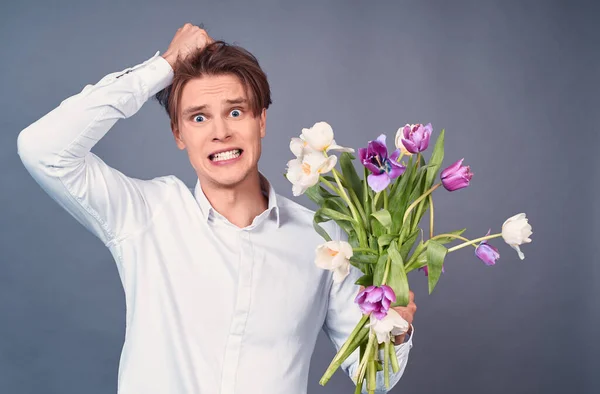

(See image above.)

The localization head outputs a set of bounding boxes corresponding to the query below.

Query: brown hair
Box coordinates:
[154,40,272,131]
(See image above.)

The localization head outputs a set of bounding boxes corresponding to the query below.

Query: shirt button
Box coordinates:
[241,231,249,240]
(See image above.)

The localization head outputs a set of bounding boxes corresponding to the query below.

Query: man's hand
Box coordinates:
[162,23,214,69]
[390,291,416,345]
[358,286,417,345]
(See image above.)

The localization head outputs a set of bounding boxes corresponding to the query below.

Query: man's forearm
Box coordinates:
[17,52,173,166]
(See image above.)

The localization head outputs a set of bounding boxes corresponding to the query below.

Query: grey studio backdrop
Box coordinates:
[1,1,598,393]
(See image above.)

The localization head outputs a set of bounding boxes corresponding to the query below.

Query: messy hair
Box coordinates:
[154,40,272,130]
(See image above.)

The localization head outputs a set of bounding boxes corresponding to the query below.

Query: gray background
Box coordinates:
[1,0,598,393]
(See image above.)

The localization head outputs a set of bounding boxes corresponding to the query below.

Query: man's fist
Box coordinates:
[162,23,214,69]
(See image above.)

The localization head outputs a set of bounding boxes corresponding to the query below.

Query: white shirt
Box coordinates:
[16,51,413,394]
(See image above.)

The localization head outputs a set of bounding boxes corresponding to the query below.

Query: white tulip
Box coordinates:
[501,213,533,260]
[394,126,413,156]
[314,240,353,283]
[300,121,354,153]
[368,308,409,344]
[286,153,337,196]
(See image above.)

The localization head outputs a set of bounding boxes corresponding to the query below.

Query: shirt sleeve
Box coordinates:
[16,51,175,246]
[322,223,413,393]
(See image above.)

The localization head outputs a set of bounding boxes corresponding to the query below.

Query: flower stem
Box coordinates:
[353,247,378,254]
[384,339,390,388]
[383,188,389,211]
[389,338,400,373]
[319,176,341,195]
[428,194,434,239]
[356,331,376,384]
[448,233,502,252]
[330,167,368,247]
[320,315,369,385]
[382,255,391,285]
[430,233,477,249]
[403,183,442,225]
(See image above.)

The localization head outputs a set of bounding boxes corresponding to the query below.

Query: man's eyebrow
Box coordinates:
[182,105,207,117]
[225,97,247,105]
[181,98,248,117]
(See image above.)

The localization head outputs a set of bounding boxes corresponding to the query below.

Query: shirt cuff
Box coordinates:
[394,324,414,349]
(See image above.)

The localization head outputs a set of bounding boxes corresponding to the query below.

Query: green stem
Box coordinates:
[430,233,477,249]
[384,339,390,388]
[381,255,391,285]
[383,188,389,211]
[320,315,369,385]
[319,176,341,195]
[330,168,367,247]
[428,194,434,239]
[373,191,381,209]
[356,331,376,384]
[448,233,502,252]
[403,183,441,225]
[353,247,378,254]
[389,338,400,373]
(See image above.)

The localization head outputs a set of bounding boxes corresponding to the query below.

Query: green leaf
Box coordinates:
[323,196,351,216]
[355,274,373,286]
[305,184,324,206]
[387,240,410,307]
[399,229,420,261]
[377,234,397,248]
[313,213,332,242]
[318,207,356,224]
[426,240,448,294]
[424,129,445,190]
[373,253,389,286]
[350,254,379,265]
[340,152,364,203]
[433,228,467,245]
[371,209,392,230]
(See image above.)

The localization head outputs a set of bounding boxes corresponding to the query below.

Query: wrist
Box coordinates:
[161,52,177,70]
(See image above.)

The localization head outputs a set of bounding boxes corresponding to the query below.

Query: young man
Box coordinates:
[17,23,416,394]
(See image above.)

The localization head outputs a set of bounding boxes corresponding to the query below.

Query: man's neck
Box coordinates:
[200,171,268,228]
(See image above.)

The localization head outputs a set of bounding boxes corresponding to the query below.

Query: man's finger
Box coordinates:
[409,290,415,303]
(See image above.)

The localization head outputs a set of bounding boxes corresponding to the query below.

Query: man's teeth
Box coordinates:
[211,149,241,162]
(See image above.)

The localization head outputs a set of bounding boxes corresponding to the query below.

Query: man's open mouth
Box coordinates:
[209,149,243,162]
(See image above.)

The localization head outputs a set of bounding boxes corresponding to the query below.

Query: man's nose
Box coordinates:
[212,118,232,142]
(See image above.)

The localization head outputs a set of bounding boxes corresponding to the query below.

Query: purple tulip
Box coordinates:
[358,134,406,192]
[354,285,396,320]
[418,265,445,276]
[440,158,473,191]
[400,123,433,154]
[475,230,500,266]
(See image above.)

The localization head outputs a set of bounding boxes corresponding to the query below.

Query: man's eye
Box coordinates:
[193,114,206,122]
[230,109,242,118]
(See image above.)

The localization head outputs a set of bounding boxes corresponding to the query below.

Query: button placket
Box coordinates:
[219,230,254,394]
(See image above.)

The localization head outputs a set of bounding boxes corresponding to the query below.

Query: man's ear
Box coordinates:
[172,122,186,150]
[259,108,267,138]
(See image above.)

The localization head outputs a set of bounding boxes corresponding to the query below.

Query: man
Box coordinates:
[17,23,416,394]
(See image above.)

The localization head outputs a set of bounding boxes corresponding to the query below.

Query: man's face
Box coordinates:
[173,74,266,188]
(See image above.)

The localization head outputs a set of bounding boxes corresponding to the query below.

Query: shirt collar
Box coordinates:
[193,172,280,228]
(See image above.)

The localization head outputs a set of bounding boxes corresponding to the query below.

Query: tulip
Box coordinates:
[399,123,432,154]
[501,213,533,260]
[299,121,354,153]
[314,240,353,283]
[475,230,500,266]
[367,308,410,344]
[286,153,337,196]
[440,158,473,191]
[354,285,396,320]
[358,134,406,192]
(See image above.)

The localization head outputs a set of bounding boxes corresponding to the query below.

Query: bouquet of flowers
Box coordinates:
[284,122,533,393]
